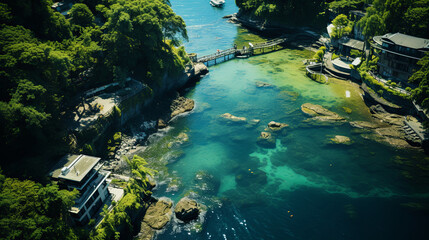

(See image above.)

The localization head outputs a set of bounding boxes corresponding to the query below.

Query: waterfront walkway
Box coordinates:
[196,36,287,66]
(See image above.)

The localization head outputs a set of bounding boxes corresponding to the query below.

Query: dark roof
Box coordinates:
[340,38,364,51]
[50,154,101,182]
[381,33,429,50]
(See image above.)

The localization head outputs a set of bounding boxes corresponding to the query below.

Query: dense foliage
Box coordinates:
[0,172,79,240]
[90,155,154,240]
[328,0,366,15]
[235,0,327,27]
[0,0,188,175]
[331,14,352,39]
[357,0,429,39]
[409,52,429,110]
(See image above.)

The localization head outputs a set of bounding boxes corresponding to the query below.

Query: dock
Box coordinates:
[195,36,288,66]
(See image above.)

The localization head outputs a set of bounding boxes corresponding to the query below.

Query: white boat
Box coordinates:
[210,0,225,7]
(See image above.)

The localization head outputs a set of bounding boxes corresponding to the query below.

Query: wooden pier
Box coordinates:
[196,36,287,66]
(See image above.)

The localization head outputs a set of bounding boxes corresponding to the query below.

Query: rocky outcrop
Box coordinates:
[301,103,346,122]
[329,135,352,145]
[267,121,288,132]
[143,198,173,230]
[157,119,167,129]
[220,113,247,123]
[171,97,195,118]
[255,81,273,88]
[257,131,276,148]
[174,197,200,222]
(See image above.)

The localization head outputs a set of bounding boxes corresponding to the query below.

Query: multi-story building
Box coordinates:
[372,33,429,83]
[51,154,111,225]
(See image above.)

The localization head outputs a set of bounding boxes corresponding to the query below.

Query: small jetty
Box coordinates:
[195,36,287,66]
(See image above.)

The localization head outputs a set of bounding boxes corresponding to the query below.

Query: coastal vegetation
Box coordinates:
[0,0,188,176]
[90,155,154,240]
[409,52,429,111]
[235,0,327,27]
[0,0,186,239]
[356,0,429,39]
[0,171,81,240]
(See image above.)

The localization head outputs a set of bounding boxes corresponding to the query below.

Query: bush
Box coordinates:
[113,132,122,142]
[332,53,340,60]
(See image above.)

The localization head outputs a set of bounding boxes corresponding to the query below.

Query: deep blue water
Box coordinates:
[137,1,429,239]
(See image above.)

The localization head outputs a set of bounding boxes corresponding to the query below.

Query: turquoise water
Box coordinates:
[138,1,429,239]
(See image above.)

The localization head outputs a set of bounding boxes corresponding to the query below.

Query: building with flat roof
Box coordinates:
[51,154,111,225]
[372,33,429,83]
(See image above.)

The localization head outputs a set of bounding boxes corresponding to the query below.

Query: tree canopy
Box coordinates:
[70,3,95,27]
[235,0,327,27]
[0,172,79,240]
[357,0,429,39]
[409,52,429,110]
[331,14,352,39]
[0,0,188,175]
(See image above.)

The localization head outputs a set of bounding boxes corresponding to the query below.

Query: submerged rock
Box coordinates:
[301,103,346,127]
[220,113,247,123]
[329,135,352,145]
[174,197,201,222]
[255,81,273,88]
[235,168,267,188]
[349,121,380,129]
[257,131,276,148]
[301,103,346,122]
[194,170,220,195]
[143,198,173,230]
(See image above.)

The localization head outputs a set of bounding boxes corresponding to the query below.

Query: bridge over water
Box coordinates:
[194,36,288,66]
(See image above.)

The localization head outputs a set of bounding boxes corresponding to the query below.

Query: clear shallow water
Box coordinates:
[138,1,429,239]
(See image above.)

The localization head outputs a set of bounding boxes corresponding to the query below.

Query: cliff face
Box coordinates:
[155,62,209,95]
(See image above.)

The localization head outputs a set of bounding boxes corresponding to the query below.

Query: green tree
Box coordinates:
[331,14,351,39]
[100,0,188,85]
[70,3,95,27]
[0,173,79,240]
[409,52,429,110]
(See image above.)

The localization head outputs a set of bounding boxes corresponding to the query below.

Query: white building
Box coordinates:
[51,154,111,225]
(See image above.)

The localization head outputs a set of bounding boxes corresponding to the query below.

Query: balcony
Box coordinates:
[73,170,110,210]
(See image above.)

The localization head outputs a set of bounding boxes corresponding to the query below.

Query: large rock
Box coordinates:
[301,103,345,122]
[257,131,276,148]
[143,198,173,230]
[171,97,195,118]
[157,119,167,129]
[174,197,200,222]
[220,113,247,123]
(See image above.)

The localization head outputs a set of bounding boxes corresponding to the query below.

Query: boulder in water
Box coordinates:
[174,197,200,222]
[220,113,247,123]
[267,121,289,132]
[171,97,195,118]
[329,135,352,145]
[158,119,167,129]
